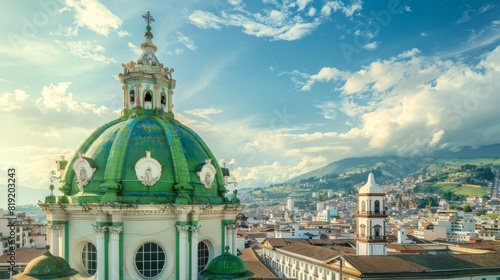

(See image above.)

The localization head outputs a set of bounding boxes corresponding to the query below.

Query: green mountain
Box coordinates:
[286,144,500,185]
[286,155,422,183]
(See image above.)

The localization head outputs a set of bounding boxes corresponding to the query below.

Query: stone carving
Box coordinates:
[72,154,96,187]
[135,151,162,186]
[197,159,217,189]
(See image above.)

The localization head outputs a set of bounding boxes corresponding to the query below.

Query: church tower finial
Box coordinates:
[118,12,176,117]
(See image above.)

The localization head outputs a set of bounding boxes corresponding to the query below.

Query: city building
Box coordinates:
[37,13,243,280]
[259,174,500,279]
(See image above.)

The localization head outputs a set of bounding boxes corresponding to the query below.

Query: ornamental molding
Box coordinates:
[93,226,107,234]
[73,154,96,187]
[197,159,217,189]
[108,226,124,235]
[135,151,162,186]
[176,225,190,232]
[226,224,238,229]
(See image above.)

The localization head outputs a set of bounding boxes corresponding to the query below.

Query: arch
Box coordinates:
[81,242,97,276]
[373,224,382,238]
[161,92,166,106]
[374,200,380,214]
[359,224,366,238]
[198,240,212,272]
[129,88,135,108]
[144,90,153,109]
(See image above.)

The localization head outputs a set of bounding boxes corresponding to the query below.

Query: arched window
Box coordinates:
[130,89,135,102]
[198,241,210,272]
[359,224,366,238]
[144,90,153,109]
[145,91,152,101]
[361,201,366,213]
[81,242,97,275]
[374,200,380,214]
[373,225,381,238]
[161,93,166,105]
[135,242,166,278]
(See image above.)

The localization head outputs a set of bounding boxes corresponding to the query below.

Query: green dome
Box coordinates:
[49,18,234,206]
[200,248,254,280]
[56,109,230,204]
[13,249,79,280]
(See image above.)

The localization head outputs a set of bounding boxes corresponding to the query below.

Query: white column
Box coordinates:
[49,225,62,256]
[190,225,201,280]
[168,89,174,112]
[122,85,129,109]
[108,226,123,280]
[176,225,189,280]
[93,226,107,280]
[231,225,237,255]
[226,224,237,255]
[58,224,65,258]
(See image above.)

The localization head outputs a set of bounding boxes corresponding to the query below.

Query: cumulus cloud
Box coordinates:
[292,46,500,159]
[64,0,124,36]
[0,90,29,111]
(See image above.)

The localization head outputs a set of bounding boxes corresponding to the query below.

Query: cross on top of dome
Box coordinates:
[142,11,155,26]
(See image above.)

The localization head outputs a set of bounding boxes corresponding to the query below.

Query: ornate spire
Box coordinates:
[118,12,176,116]
[138,11,159,65]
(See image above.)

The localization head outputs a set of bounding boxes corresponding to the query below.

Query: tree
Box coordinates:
[462,204,473,212]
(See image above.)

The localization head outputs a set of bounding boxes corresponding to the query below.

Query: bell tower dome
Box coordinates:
[119,11,175,115]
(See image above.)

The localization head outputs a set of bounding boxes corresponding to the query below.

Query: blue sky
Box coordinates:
[0,0,499,205]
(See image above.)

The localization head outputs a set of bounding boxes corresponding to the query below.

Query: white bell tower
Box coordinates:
[355,173,387,256]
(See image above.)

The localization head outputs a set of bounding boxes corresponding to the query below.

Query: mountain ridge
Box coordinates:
[286,144,500,184]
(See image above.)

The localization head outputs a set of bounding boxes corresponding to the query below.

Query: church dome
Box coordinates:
[53,15,231,205]
[13,246,79,280]
[199,247,254,280]
[358,173,384,194]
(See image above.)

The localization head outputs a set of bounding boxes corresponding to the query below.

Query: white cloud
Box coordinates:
[188,0,362,41]
[313,101,338,119]
[56,40,115,63]
[50,25,79,37]
[363,41,379,50]
[293,46,500,159]
[184,108,223,120]
[127,42,142,56]
[420,32,429,37]
[321,0,362,17]
[296,0,312,12]
[64,0,123,36]
[176,32,197,51]
[117,30,130,37]
[404,5,412,12]
[301,67,348,91]
[307,7,316,17]
[0,90,29,111]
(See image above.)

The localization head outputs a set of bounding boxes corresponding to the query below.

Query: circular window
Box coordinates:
[81,242,97,275]
[135,242,166,278]
[198,241,210,272]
